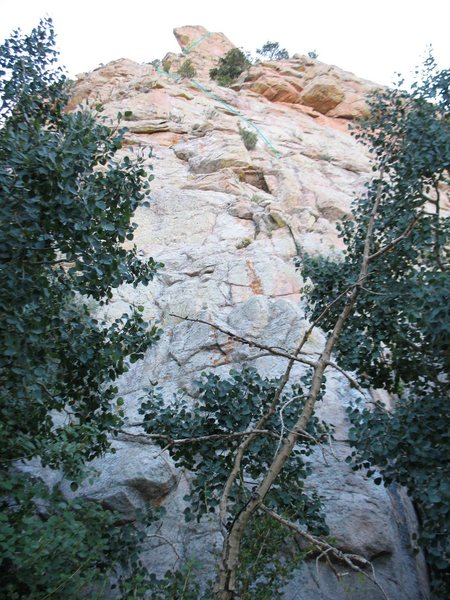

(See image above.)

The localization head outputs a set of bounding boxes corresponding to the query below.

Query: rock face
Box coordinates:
[64,25,429,599]
[236,55,379,118]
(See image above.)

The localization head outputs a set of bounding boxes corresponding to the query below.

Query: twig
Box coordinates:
[316,547,333,579]
[169,314,318,368]
[169,314,368,398]
[325,360,369,399]
[259,505,389,600]
[367,212,422,261]
[359,286,386,296]
[40,564,83,600]
[116,429,278,447]
[147,533,181,563]
[273,395,301,458]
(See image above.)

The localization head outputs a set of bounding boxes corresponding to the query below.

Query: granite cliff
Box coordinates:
[61,25,429,599]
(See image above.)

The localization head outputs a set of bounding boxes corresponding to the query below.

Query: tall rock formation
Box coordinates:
[63,26,429,599]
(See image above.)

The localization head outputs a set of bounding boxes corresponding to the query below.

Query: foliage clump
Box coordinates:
[256,41,289,61]
[239,123,258,150]
[177,58,197,79]
[140,367,330,596]
[209,48,251,86]
[0,18,163,598]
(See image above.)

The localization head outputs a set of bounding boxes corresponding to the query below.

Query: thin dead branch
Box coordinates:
[117,429,279,446]
[259,505,389,600]
[169,314,317,368]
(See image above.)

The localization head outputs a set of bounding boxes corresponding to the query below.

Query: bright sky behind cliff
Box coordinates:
[0,0,448,86]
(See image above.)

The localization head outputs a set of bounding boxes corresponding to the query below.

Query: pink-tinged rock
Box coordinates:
[67,58,148,110]
[247,76,303,103]
[170,25,236,81]
[173,25,234,59]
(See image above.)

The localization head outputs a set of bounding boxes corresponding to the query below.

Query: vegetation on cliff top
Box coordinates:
[209,47,251,86]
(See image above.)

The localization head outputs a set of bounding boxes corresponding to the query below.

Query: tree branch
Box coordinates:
[367,212,422,261]
[259,505,389,600]
[169,313,318,368]
[117,429,279,446]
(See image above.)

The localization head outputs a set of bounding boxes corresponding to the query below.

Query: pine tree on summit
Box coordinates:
[256,40,289,61]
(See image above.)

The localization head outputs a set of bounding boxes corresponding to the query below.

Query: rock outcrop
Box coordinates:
[236,55,379,118]
[62,25,429,599]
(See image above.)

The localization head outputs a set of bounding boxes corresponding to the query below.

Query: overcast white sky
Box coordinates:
[0,0,448,85]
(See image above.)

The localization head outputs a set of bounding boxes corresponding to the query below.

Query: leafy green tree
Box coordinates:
[140,368,329,598]
[209,48,251,87]
[0,19,162,598]
[256,41,289,61]
[301,54,449,598]
[140,55,449,599]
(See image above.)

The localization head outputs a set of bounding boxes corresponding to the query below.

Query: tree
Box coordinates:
[256,41,289,61]
[0,19,162,598]
[323,57,449,598]
[209,48,251,87]
[140,55,449,598]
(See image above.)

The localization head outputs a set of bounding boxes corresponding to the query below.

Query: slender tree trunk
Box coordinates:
[214,177,384,598]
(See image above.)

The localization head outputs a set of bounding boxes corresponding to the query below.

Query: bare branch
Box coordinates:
[273,395,301,457]
[147,533,181,563]
[295,270,375,354]
[260,505,389,600]
[325,360,369,398]
[116,429,279,447]
[169,314,318,368]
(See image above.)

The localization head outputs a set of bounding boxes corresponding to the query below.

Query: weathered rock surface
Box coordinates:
[236,54,380,118]
[61,25,430,599]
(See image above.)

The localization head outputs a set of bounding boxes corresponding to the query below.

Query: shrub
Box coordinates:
[256,41,289,61]
[236,238,252,249]
[239,124,258,150]
[177,58,197,79]
[307,50,319,59]
[209,48,251,87]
